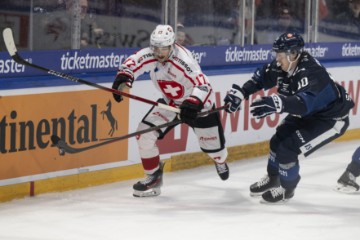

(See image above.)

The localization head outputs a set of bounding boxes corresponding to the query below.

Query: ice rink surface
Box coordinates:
[0,140,359,240]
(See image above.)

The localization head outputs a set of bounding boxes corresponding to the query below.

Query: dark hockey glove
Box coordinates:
[179,96,203,125]
[112,70,134,103]
[250,94,284,119]
[223,84,245,113]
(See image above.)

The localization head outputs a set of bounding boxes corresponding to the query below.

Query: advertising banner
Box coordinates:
[2,41,360,82]
[0,89,129,185]
[0,41,360,187]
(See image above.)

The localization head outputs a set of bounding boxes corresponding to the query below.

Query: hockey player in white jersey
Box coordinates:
[112,25,229,197]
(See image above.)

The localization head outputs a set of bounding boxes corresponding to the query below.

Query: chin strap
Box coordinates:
[168,44,175,59]
[285,53,301,73]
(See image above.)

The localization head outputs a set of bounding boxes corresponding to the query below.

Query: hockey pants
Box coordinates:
[267,115,349,189]
[136,99,227,174]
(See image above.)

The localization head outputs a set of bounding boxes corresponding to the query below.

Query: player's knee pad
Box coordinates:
[136,122,160,155]
[194,127,225,152]
[276,138,301,165]
[269,134,281,153]
[208,148,228,164]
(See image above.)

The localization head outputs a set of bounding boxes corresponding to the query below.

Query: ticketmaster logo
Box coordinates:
[190,50,206,64]
[341,43,360,57]
[225,47,270,62]
[60,52,127,70]
[0,58,29,74]
[304,46,328,58]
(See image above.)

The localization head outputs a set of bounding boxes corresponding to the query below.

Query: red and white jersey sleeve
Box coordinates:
[118,44,215,111]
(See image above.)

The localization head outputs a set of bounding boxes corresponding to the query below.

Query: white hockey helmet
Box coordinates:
[150,25,175,48]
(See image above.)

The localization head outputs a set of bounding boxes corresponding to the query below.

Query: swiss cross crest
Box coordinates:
[157,80,184,100]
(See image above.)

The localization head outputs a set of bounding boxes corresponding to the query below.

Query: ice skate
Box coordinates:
[250,174,280,197]
[133,161,165,197]
[260,186,295,204]
[214,162,229,180]
[334,170,359,194]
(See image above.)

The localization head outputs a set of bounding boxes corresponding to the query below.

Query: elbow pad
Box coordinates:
[191,85,210,104]
[242,79,262,99]
[282,95,308,116]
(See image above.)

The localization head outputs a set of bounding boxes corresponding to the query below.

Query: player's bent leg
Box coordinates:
[260,138,300,204]
[134,122,163,197]
[136,123,161,171]
[133,104,179,197]
[193,110,229,180]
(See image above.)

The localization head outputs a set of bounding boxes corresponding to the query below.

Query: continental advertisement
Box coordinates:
[0,89,129,186]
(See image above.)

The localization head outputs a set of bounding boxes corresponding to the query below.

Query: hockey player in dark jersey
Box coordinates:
[223,32,355,203]
[335,146,360,193]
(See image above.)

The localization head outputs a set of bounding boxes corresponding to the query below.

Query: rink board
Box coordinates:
[0,64,360,202]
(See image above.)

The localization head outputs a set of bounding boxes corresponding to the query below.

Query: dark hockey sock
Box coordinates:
[347,161,360,177]
[279,162,301,189]
[267,150,279,176]
[346,147,360,177]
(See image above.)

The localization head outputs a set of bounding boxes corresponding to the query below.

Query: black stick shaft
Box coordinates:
[53,105,228,154]
[12,53,169,107]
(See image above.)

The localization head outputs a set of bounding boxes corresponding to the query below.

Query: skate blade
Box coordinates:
[250,192,263,198]
[333,184,359,194]
[133,188,161,198]
[259,198,290,205]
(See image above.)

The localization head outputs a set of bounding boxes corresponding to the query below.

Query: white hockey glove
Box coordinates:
[223,84,245,113]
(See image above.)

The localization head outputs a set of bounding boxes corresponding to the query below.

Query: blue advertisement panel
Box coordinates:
[1,42,360,89]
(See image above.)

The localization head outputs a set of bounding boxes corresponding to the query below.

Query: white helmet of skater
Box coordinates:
[150,25,175,48]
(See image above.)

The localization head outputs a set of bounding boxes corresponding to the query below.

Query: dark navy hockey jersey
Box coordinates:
[242,52,355,119]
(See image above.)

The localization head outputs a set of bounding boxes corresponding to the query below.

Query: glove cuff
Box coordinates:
[230,84,245,100]
[115,71,134,88]
[117,68,134,80]
[191,86,210,104]
[185,95,203,107]
[271,94,284,113]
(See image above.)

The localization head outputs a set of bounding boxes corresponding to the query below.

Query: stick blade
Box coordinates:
[51,135,77,154]
[2,28,17,57]
[51,135,61,145]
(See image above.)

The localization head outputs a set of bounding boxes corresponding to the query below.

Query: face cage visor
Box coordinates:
[150,45,172,53]
[271,48,303,59]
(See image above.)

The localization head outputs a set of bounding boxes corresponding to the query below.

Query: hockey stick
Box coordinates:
[51,119,181,155]
[51,105,228,155]
[2,28,179,113]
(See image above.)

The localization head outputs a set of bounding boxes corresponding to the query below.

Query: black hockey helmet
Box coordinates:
[272,32,304,54]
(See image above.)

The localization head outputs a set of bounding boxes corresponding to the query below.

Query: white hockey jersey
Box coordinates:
[119,43,215,111]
